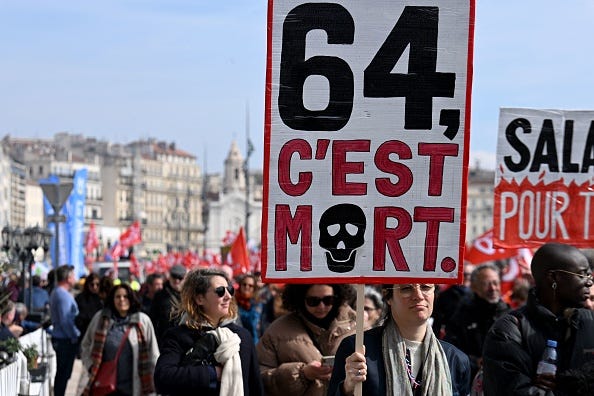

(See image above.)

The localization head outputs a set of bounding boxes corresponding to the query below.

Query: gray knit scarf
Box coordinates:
[382,317,452,395]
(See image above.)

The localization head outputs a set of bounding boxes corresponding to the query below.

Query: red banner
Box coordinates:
[464,229,522,264]
[494,109,594,248]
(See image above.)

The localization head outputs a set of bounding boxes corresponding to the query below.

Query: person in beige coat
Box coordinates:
[256,283,356,396]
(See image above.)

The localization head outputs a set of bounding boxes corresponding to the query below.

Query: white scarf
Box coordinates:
[207,327,244,396]
[382,317,452,395]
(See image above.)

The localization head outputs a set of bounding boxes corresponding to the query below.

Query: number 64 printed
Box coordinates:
[274,2,472,138]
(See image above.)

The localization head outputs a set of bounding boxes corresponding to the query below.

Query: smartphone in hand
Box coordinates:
[321,355,335,367]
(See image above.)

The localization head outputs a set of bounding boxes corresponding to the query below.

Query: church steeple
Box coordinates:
[223,140,245,193]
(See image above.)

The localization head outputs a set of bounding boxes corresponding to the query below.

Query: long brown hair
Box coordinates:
[173,268,237,329]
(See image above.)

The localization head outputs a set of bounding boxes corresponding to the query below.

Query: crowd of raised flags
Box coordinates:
[82,218,534,299]
[83,221,261,281]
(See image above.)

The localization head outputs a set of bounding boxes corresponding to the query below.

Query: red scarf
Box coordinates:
[235,291,252,310]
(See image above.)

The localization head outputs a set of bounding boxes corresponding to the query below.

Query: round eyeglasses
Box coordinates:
[388,284,435,298]
[550,269,593,282]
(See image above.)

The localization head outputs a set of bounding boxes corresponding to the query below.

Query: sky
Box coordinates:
[1,1,594,173]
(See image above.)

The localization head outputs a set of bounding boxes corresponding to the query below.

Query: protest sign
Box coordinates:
[262,0,474,283]
[494,108,594,248]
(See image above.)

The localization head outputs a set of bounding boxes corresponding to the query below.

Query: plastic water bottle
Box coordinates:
[536,339,558,375]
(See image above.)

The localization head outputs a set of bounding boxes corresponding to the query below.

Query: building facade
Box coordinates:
[205,140,263,251]
[2,132,495,262]
[466,167,495,242]
[2,134,209,256]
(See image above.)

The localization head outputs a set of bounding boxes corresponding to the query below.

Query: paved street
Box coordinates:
[65,359,86,396]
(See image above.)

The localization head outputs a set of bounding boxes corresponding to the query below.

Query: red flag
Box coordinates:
[144,259,156,275]
[156,253,168,273]
[222,230,236,246]
[464,229,522,264]
[230,227,250,277]
[129,252,140,277]
[250,249,261,273]
[109,241,123,260]
[85,221,100,253]
[120,220,142,249]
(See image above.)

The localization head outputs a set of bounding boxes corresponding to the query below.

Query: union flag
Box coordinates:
[120,220,142,249]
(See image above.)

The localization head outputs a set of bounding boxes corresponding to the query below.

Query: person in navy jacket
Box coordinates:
[328,283,470,396]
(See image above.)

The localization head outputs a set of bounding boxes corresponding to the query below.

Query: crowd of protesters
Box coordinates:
[1,242,594,395]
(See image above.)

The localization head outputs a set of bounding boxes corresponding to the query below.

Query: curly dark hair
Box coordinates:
[105,283,141,315]
[282,283,355,317]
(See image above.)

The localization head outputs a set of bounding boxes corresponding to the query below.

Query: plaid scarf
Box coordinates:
[83,310,155,395]
[382,317,452,396]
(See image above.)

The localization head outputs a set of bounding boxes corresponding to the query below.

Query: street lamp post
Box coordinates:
[1,225,52,314]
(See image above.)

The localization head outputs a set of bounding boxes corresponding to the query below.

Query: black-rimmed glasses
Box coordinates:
[213,285,235,297]
[551,269,593,282]
[305,295,335,307]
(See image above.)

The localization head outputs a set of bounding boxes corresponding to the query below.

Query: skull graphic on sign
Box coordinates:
[318,203,366,273]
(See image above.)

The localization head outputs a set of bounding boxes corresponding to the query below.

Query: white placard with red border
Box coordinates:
[494,108,594,248]
[262,0,474,283]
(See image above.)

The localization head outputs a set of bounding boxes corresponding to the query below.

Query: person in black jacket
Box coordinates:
[444,263,510,379]
[150,264,186,345]
[328,283,470,396]
[431,267,472,338]
[483,242,594,395]
[74,273,103,344]
[154,268,263,396]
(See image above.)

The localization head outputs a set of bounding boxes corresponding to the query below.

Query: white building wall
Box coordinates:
[25,183,44,227]
[0,146,10,226]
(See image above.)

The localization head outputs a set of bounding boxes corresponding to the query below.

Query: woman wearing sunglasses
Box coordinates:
[257,283,356,396]
[328,283,471,396]
[154,268,263,396]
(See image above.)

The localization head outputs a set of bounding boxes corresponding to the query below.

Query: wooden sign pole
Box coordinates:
[354,283,365,396]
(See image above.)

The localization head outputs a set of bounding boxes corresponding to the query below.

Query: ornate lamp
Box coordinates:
[1,226,10,251]
[42,229,53,252]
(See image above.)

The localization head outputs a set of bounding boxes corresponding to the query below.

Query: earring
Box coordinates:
[552,282,557,290]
